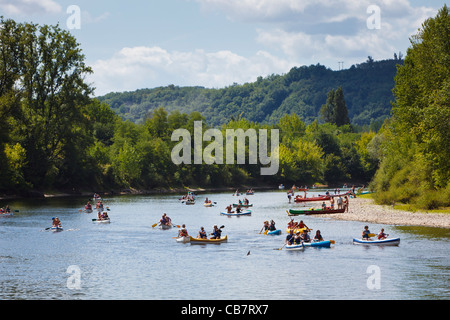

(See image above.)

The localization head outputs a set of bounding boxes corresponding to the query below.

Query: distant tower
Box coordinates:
[338,61,344,70]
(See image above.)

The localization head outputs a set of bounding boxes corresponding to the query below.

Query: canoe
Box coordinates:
[286,227,309,234]
[294,196,330,203]
[0,213,14,217]
[96,218,111,224]
[353,237,400,246]
[220,210,252,216]
[232,203,253,207]
[285,243,305,251]
[246,192,254,195]
[84,208,93,213]
[288,208,345,216]
[267,229,281,235]
[51,226,63,232]
[160,224,173,230]
[176,236,191,243]
[204,202,213,207]
[189,235,228,244]
[303,240,331,248]
[185,201,195,205]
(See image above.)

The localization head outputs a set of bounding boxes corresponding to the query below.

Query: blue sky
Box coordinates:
[0,0,447,96]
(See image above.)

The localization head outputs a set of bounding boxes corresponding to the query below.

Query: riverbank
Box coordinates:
[326,197,450,229]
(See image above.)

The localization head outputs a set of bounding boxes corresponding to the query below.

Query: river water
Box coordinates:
[0,190,449,300]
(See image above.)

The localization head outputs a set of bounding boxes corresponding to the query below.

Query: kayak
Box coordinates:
[288,208,345,216]
[232,203,253,207]
[285,243,305,251]
[220,210,252,216]
[51,226,63,232]
[176,236,191,243]
[185,200,195,205]
[303,240,331,248]
[189,235,227,244]
[84,208,93,213]
[204,202,213,207]
[267,229,281,235]
[353,237,400,246]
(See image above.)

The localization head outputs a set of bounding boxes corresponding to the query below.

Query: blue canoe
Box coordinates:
[303,240,331,248]
[267,229,281,235]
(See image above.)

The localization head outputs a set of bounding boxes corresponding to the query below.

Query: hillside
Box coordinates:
[97,57,403,128]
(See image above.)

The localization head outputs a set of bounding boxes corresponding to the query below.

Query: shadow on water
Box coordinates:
[394,225,450,240]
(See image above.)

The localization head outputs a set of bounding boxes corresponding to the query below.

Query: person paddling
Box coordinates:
[198,227,207,239]
[178,224,189,238]
[210,225,222,239]
[160,213,172,226]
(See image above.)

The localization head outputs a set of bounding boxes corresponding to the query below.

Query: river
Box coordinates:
[1,190,449,300]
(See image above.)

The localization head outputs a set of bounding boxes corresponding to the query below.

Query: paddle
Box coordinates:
[152,222,159,228]
[274,243,287,251]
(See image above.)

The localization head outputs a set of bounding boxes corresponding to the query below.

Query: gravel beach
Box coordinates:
[323,197,450,228]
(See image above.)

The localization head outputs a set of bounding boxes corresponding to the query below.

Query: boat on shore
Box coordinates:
[287,208,345,216]
[189,235,227,244]
[294,195,330,203]
[353,237,400,246]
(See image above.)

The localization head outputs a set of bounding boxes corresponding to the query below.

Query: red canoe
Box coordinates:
[294,195,330,203]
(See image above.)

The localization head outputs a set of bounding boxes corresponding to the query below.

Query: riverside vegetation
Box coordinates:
[0,5,449,211]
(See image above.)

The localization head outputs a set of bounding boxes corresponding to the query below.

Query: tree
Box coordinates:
[320,87,350,127]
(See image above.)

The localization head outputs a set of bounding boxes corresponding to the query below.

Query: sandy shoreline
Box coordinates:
[321,197,450,229]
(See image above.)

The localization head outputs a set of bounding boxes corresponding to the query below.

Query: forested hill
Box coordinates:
[97,57,403,128]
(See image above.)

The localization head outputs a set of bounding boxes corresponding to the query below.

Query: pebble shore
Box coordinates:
[324,197,450,228]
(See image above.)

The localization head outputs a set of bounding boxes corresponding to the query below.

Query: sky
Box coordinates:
[0,0,447,96]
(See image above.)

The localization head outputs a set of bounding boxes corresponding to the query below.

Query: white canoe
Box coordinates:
[353,237,400,246]
[285,243,305,251]
[220,210,252,216]
[0,213,14,217]
[176,236,190,243]
[160,224,173,230]
[51,226,63,232]
[96,218,111,224]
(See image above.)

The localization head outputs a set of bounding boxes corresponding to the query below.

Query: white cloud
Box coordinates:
[0,0,62,15]
[197,0,439,65]
[89,46,294,96]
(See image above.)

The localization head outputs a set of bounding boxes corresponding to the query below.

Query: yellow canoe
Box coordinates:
[189,235,227,244]
[286,227,309,234]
